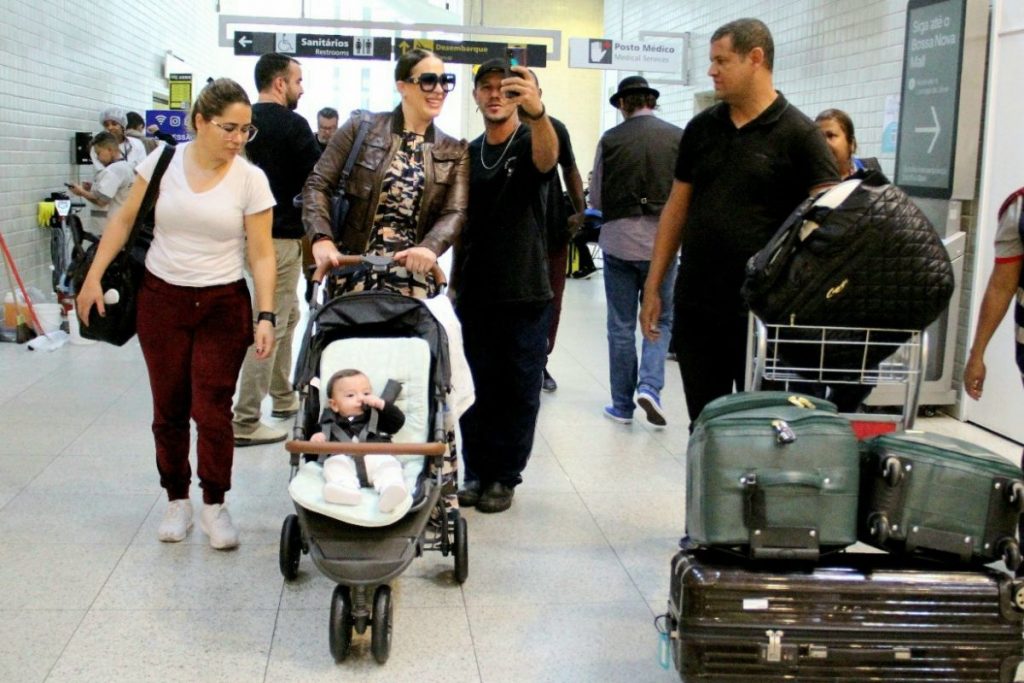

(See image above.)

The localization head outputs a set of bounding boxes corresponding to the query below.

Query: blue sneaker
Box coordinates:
[636,389,667,427]
[603,405,633,424]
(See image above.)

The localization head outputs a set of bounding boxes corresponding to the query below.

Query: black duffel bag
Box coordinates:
[69,145,174,346]
[742,172,954,372]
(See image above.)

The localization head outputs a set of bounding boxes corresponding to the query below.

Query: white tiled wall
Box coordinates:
[601,0,907,176]
[0,0,220,293]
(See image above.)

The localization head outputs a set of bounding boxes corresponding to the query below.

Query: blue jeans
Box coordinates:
[604,254,677,414]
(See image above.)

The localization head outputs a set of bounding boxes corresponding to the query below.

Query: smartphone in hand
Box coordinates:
[505,46,528,75]
[505,47,528,97]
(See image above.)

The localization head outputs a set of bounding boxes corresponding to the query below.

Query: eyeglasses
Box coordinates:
[209,120,259,141]
[404,72,456,93]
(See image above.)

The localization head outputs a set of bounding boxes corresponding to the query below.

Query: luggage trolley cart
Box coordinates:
[745,316,926,436]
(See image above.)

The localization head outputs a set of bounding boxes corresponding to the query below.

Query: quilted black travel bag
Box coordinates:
[664,548,1024,682]
[741,173,954,372]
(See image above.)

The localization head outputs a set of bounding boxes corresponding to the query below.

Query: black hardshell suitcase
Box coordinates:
[666,549,1024,682]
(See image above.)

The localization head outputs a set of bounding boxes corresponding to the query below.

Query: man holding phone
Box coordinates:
[451,58,559,513]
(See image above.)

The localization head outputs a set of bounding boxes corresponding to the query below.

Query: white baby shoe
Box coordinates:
[378,484,408,513]
[324,483,362,506]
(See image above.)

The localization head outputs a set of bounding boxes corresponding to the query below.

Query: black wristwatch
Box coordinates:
[257,311,276,327]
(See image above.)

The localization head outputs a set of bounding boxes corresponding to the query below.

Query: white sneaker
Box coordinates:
[158,499,193,542]
[200,503,240,550]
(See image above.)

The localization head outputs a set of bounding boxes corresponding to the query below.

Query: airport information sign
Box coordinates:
[894,0,966,198]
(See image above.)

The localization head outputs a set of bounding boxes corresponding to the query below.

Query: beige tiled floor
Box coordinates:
[0,273,1020,682]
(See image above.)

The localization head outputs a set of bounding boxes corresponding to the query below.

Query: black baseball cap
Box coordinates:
[473,58,508,86]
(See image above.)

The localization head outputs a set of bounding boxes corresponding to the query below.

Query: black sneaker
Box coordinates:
[477,482,515,513]
[542,368,557,393]
[457,481,482,507]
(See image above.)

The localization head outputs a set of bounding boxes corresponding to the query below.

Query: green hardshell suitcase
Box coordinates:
[860,430,1024,569]
[686,391,860,559]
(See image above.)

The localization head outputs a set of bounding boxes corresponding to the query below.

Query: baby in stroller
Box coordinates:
[313,368,409,513]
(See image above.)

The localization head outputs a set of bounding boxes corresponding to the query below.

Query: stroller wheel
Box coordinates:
[279,515,301,580]
[329,585,354,662]
[454,514,468,584]
[370,585,393,664]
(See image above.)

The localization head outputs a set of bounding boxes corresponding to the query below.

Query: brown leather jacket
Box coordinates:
[302,107,469,256]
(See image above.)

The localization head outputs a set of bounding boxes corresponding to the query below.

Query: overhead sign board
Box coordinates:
[233,31,392,60]
[393,39,547,67]
[894,0,966,198]
[568,37,681,74]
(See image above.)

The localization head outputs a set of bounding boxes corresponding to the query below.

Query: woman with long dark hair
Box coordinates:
[302,48,469,288]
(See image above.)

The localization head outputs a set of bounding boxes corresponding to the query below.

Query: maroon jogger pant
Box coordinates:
[136,272,253,505]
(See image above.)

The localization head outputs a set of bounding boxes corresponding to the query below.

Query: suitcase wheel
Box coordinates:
[868,514,891,544]
[1000,538,1022,573]
[1006,481,1024,514]
[881,457,903,487]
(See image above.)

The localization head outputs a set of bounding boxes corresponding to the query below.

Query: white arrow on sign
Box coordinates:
[914,105,940,154]
[237,35,252,48]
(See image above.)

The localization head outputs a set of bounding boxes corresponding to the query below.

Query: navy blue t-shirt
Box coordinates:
[674,93,839,315]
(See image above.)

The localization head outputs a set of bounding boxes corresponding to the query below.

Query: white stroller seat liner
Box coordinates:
[289,459,423,527]
[290,336,434,527]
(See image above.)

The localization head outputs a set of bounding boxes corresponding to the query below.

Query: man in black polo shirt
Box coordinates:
[640,18,838,424]
[233,53,321,446]
[452,58,559,513]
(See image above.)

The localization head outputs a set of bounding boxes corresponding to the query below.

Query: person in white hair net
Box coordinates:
[91,106,147,170]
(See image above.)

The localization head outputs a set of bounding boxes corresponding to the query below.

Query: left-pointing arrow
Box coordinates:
[238,35,252,48]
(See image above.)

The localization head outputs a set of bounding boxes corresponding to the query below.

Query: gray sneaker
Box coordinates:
[234,422,287,447]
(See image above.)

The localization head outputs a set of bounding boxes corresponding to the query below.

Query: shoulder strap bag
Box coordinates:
[329,111,372,243]
[71,145,175,346]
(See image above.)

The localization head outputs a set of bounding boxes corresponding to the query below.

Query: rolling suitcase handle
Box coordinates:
[742,471,825,560]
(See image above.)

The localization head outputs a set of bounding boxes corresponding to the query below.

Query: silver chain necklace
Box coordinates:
[479,123,521,171]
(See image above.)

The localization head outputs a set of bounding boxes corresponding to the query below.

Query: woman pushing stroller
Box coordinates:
[302,47,468,507]
[302,47,468,287]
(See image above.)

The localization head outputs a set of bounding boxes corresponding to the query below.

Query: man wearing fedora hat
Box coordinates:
[640,18,838,426]
[590,75,682,427]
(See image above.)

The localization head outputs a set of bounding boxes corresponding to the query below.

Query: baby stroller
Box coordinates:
[280,254,467,664]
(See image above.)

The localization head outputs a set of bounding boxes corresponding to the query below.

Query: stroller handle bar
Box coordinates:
[311,254,447,288]
[285,440,447,457]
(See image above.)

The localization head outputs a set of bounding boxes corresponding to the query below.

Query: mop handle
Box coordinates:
[0,231,47,335]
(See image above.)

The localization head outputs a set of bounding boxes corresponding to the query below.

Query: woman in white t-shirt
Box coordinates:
[77,79,277,550]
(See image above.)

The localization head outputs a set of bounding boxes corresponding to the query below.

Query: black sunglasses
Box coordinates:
[405,72,456,93]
